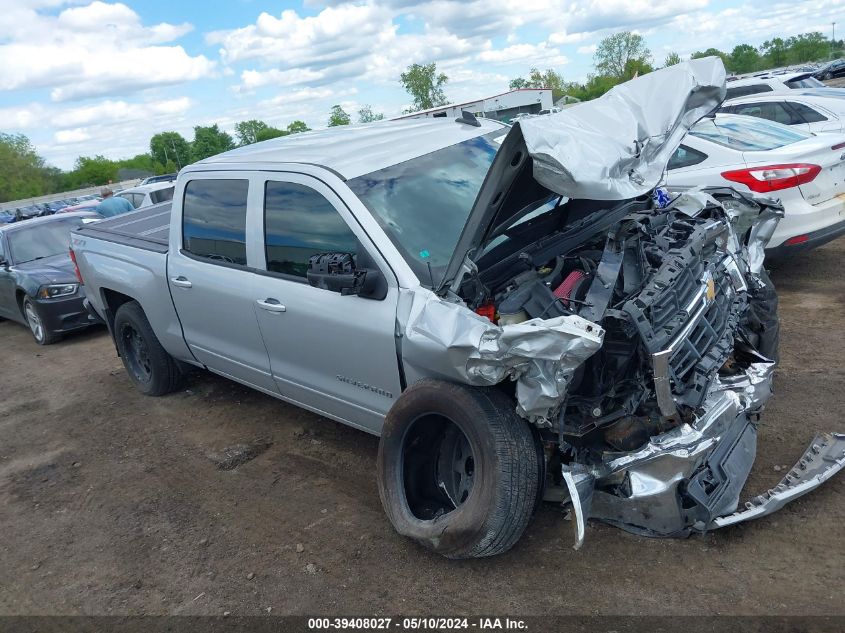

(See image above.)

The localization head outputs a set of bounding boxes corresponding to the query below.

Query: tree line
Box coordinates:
[507,30,840,104]
[1,28,839,203]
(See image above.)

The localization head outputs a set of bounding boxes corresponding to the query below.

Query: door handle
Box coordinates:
[171,276,192,288]
[256,298,286,313]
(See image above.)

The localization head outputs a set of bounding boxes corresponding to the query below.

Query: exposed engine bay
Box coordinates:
[440,188,821,542]
[460,191,775,452]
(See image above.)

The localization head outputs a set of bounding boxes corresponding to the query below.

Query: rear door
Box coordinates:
[251,173,402,434]
[167,173,278,393]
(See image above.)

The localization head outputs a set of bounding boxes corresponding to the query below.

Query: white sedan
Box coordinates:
[664,114,845,256]
[720,89,845,133]
[116,181,175,209]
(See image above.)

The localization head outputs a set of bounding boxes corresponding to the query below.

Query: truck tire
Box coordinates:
[377,379,541,559]
[113,301,181,396]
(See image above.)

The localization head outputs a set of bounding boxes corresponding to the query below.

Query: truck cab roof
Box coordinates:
[194,117,508,180]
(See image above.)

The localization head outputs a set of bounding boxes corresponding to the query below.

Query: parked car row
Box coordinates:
[1,195,102,224]
[2,177,177,224]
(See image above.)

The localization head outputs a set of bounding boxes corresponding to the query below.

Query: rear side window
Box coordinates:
[182,179,249,266]
[731,101,802,126]
[150,187,174,204]
[725,84,774,100]
[668,145,708,170]
[118,193,139,209]
[787,102,828,123]
[263,182,358,279]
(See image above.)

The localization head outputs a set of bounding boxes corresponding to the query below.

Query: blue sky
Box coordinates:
[1,0,843,169]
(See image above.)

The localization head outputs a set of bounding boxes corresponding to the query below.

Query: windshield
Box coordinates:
[690,115,810,151]
[7,217,86,264]
[347,131,503,285]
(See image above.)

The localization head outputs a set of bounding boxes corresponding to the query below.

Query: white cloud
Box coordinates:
[476,43,568,67]
[54,129,91,145]
[577,44,597,55]
[0,1,213,101]
[239,68,327,92]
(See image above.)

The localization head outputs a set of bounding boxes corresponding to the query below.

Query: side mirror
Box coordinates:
[306,247,387,300]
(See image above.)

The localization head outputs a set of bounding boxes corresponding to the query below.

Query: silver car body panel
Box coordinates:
[517,58,727,200]
[195,117,508,181]
[397,287,605,424]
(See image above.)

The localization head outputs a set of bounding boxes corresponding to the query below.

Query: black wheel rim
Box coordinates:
[402,414,476,520]
[436,424,475,507]
[121,324,152,383]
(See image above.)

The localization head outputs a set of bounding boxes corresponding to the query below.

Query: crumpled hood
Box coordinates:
[440,57,727,292]
[517,57,726,200]
[14,254,79,285]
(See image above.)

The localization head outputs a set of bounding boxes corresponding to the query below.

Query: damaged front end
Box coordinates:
[395,59,845,546]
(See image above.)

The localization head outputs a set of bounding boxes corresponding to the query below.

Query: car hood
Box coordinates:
[439,57,727,292]
[13,253,78,284]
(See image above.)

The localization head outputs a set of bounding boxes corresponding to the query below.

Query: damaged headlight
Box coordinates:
[38,283,78,299]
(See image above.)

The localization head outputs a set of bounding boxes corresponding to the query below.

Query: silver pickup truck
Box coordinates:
[71,60,844,557]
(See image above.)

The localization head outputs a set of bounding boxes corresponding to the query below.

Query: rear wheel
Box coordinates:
[22,296,59,345]
[377,380,541,558]
[114,301,181,396]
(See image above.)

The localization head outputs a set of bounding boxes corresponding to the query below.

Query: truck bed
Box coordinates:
[75,202,171,253]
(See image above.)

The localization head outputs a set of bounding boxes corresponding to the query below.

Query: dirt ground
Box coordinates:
[0,239,843,617]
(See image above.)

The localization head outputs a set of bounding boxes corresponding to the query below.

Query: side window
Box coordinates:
[150,187,175,204]
[118,193,136,208]
[668,144,708,170]
[725,84,774,100]
[263,182,358,279]
[183,179,249,266]
[787,102,828,123]
[734,102,799,125]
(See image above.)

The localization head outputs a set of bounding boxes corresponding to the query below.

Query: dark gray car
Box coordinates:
[0,212,100,344]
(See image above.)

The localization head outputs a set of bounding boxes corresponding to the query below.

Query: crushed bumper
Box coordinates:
[561,361,845,546]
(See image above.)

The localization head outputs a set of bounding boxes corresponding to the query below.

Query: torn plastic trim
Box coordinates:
[712,432,845,528]
[561,465,595,550]
[397,287,605,424]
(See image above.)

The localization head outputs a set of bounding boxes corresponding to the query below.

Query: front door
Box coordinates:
[167,175,277,393]
[251,174,402,434]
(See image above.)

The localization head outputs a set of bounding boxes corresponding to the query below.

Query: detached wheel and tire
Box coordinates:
[377,380,541,559]
[113,301,181,396]
[22,296,59,345]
